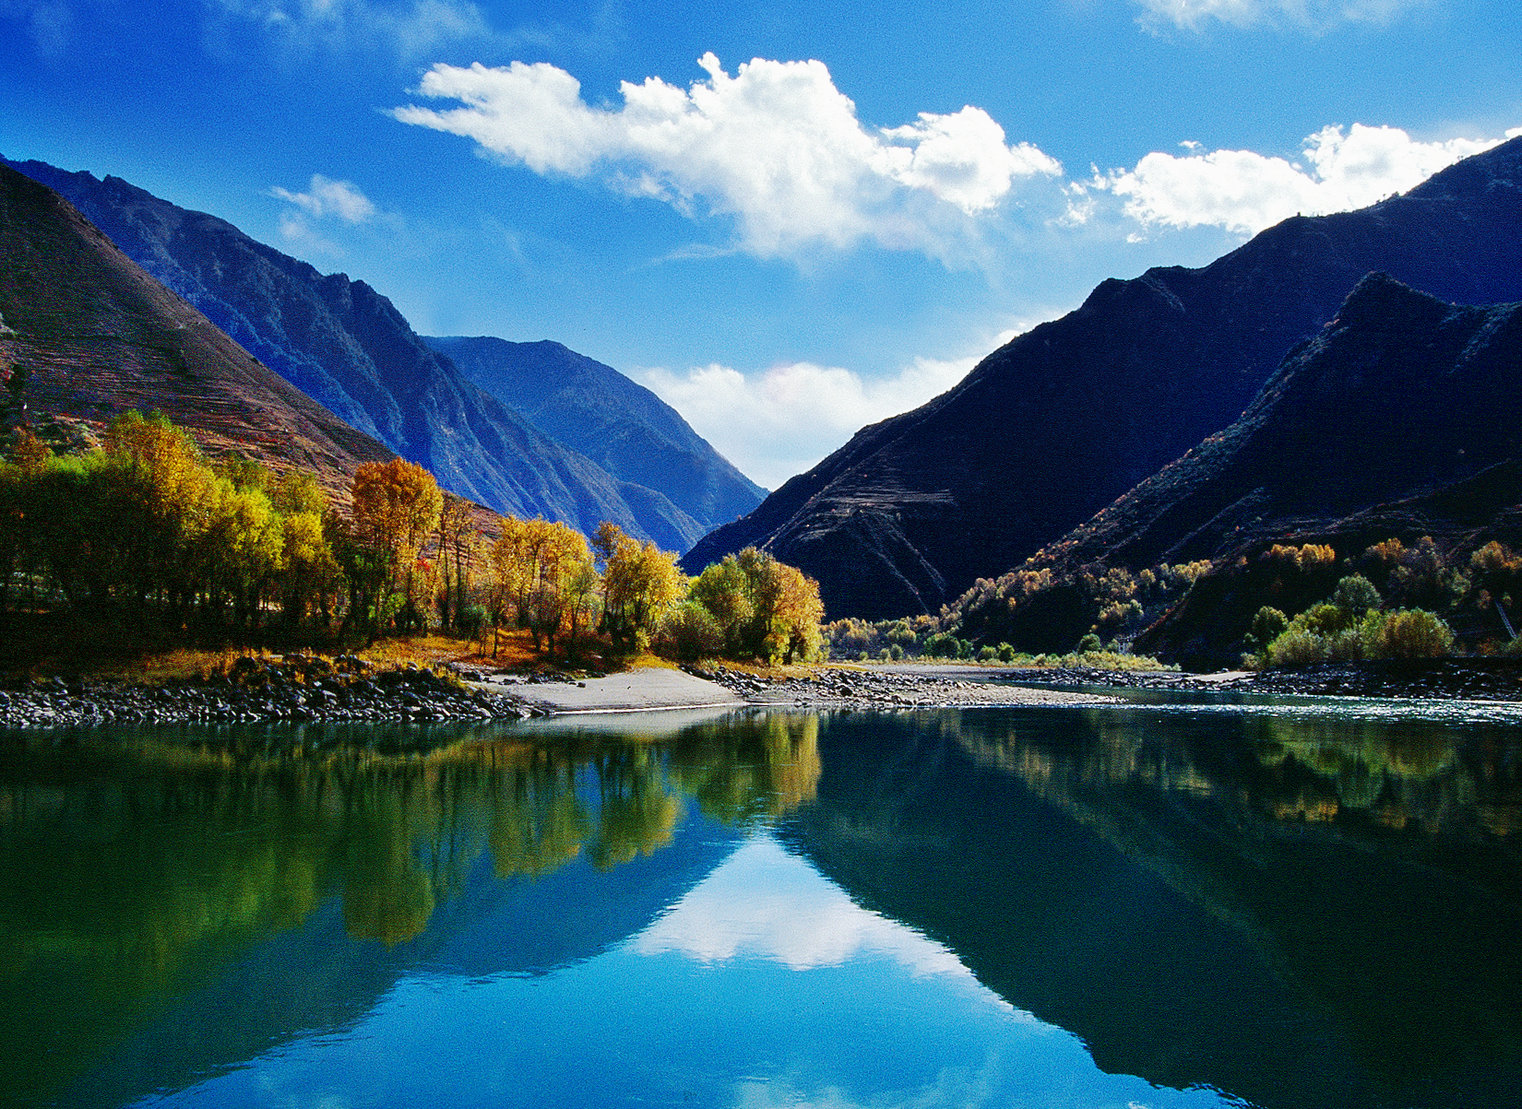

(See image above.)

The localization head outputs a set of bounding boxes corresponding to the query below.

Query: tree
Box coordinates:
[347,459,443,637]
[598,523,684,651]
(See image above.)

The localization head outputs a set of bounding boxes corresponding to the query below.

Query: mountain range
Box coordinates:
[683,136,1522,619]
[425,335,764,533]
[3,158,763,551]
[0,161,394,497]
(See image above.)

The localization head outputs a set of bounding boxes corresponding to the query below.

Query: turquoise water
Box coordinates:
[1,702,1518,1108]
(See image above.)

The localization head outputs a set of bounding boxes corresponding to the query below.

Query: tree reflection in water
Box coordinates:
[0,713,820,1105]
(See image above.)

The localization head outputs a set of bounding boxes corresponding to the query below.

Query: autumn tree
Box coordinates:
[346,459,443,638]
[687,547,824,663]
[488,517,597,654]
[596,523,684,651]
[434,496,478,632]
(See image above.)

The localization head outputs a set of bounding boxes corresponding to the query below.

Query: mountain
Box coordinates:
[3,158,717,551]
[425,335,765,531]
[0,161,394,495]
[1064,276,1522,664]
[682,136,1522,619]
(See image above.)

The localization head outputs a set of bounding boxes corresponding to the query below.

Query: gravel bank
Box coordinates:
[0,654,534,729]
[988,658,1522,701]
[684,664,1114,709]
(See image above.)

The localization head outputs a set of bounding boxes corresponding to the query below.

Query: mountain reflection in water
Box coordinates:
[777,706,1522,1109]
[0,703,1517,1109]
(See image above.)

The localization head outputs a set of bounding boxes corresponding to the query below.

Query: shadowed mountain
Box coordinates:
[946,276,1522,662]
[683,136,1522,618]
[0,161,394,495]
[3,158,714,550]
[427,335,765,532]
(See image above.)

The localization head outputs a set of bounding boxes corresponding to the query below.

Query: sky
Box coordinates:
[3,0,1521,488]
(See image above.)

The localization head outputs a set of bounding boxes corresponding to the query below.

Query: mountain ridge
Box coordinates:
[0,161,394,496]
[3,157,737,551]
[426,334,765,530]
[682,136,1522,619]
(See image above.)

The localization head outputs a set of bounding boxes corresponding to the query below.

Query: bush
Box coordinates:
[457,603,487,638]
[976,645,999,662]
[923,632,960,658]
[996,642,1017,663]
[1076,632,1103,655]
[658,601,724,661]
[1374,609,1455,659]
[1265,626,1324,668]
[1331,573,1381,616]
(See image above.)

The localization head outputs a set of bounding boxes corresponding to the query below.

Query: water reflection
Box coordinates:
[779,707,1522,1109]
[0,714,820,1107]
[2,704,1519,1109]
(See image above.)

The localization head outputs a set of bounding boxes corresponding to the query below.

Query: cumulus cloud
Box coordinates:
[391,53,1061,260]
[1095,123,1506,235]
[1135,0,1428,32]
[210,0,493,57]
[638,348,994,490]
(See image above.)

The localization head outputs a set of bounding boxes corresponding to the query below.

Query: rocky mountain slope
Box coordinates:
[683,136,1522,619]
[426,335,764,532]
[947,276,1522,664]
[0,162,393,496]
[4,158,724,550]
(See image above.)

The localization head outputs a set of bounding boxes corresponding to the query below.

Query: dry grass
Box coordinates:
[0,612,628,684]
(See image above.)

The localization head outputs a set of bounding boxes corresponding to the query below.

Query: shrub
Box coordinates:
[976,645,999,662]
[1076,632,1103,655]
[457,603,487,638]
[1266,626,1324,668]
[1331,573,1381,616]
[1374,609,1455,659]
[1246,606,1288,650]
[658,601,725,661]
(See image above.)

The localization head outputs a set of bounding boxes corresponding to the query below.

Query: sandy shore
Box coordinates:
[467,663,1115,714]
[474,667,747,715]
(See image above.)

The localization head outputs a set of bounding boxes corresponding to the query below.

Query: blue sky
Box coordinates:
[3,0,1520,487]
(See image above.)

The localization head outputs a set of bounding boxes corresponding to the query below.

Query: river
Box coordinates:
[1,695,1518,1108]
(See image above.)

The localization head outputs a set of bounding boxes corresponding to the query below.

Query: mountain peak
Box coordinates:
[683,138,1522,619]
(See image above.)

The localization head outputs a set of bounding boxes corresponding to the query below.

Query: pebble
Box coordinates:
[0,655,532,730]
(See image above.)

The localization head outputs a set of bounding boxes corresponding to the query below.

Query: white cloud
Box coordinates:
[210,0,493,57]
[639,349,991,490]
[391,53,1061,260]
[268,174,387,255]
[270,174,377,223]
[1136,0,1428,32]
[1097,123,1507,235]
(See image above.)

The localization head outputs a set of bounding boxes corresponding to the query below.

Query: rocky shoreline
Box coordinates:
[991,657,1522,702]
[0,655,539,730]
[683,664,1111,709]
[5,655,1521,734]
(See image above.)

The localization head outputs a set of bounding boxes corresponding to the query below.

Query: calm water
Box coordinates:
[1,699,1519,1109]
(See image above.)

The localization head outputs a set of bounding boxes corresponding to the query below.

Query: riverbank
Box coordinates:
[980,657,1522,701]
[8,654,1514,732]
[0,655,1114,729]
